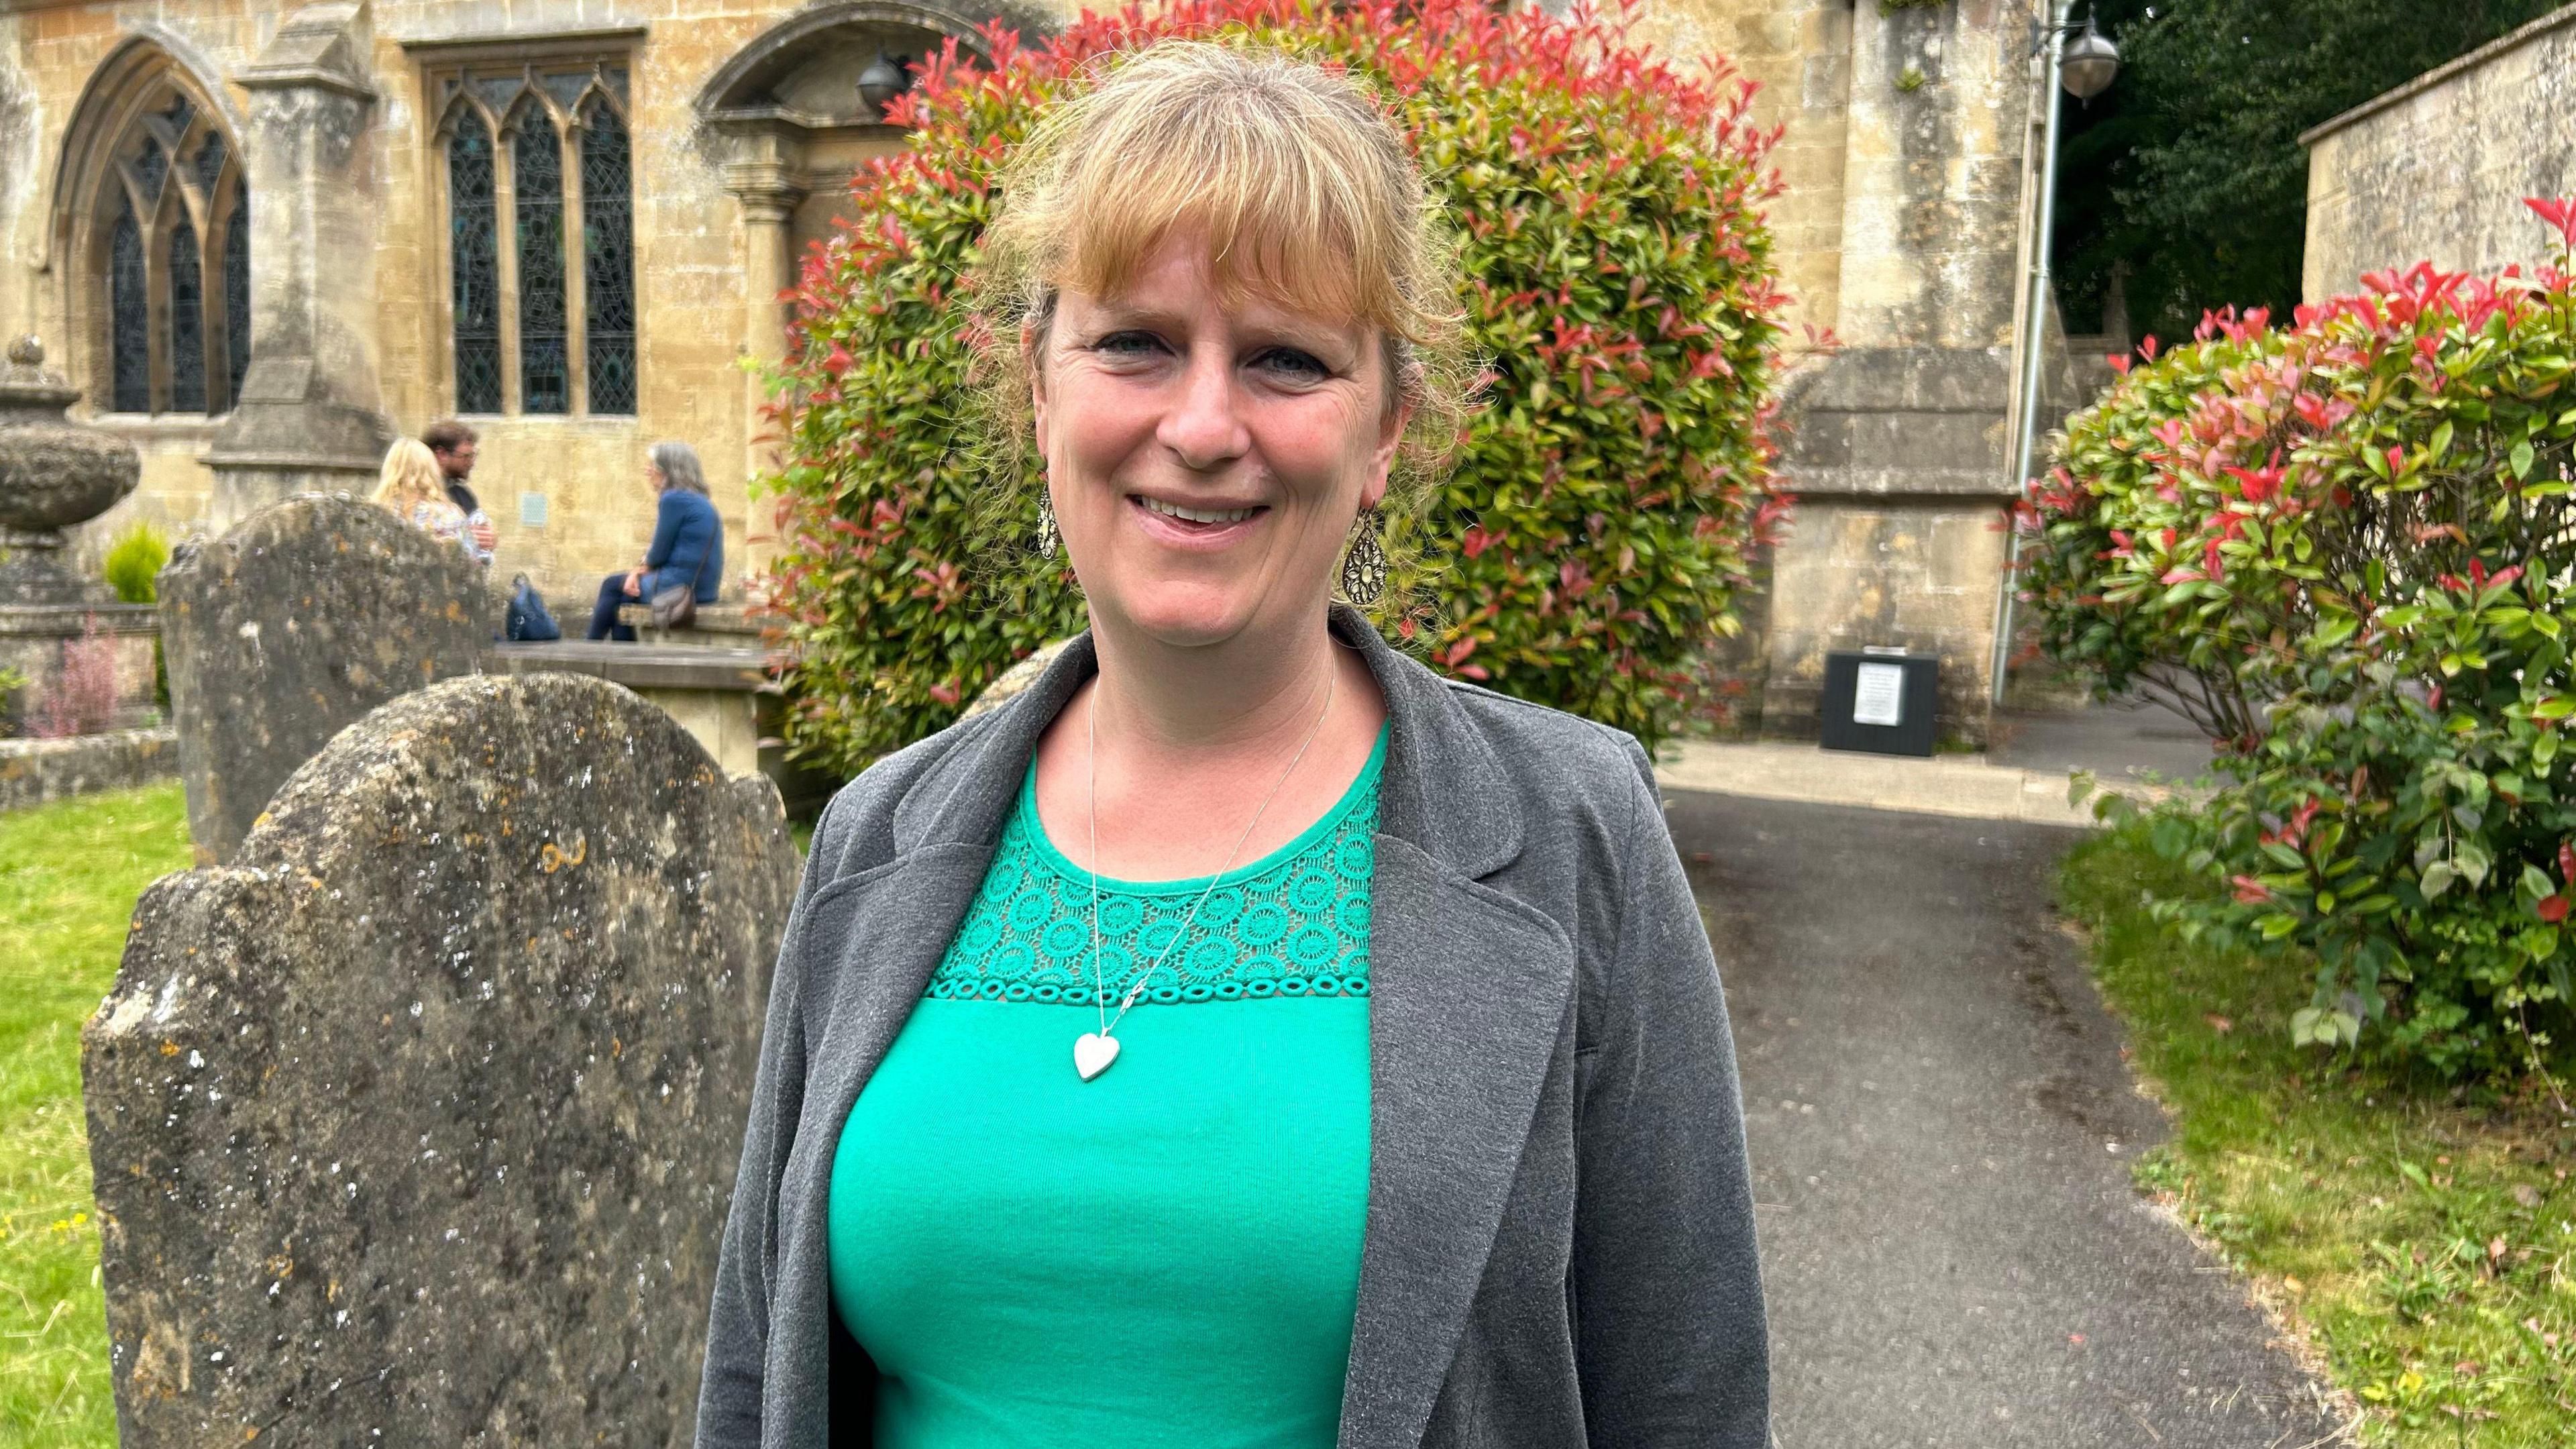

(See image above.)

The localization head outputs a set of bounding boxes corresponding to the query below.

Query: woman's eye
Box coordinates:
[1255,347,1330,382]
[1091,331,1165,358]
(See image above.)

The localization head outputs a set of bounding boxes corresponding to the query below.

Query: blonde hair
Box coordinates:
[372,439,446,516]
[977,40,1472,496]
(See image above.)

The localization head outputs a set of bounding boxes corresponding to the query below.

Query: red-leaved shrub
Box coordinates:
[757,0,1787,774]
[2023,201,2576,1073]
[36,613,119,739]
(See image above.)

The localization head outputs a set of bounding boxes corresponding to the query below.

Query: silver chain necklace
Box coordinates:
[1072,662,1337,1082]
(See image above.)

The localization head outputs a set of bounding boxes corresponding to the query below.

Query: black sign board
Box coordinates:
[1819,649,1939,757]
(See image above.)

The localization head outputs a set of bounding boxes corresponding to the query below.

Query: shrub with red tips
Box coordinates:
[757,0,1785,772]
[2023,203,2576,1074]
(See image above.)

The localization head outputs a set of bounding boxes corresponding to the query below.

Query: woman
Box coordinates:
[698,42,1766,1449]
[371,439,476,559]
[590,441,723,640]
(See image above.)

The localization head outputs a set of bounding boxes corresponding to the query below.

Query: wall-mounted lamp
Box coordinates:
[2059,13,2121,103]
[856,50,912,119]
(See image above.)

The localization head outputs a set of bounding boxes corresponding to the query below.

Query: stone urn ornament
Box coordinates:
[0,335,140,604]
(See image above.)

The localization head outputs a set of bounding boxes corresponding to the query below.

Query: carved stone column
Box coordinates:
[730,166,806,390]
[1756,1,2069,745]
[206,1,392,529]
[722,131,808,581]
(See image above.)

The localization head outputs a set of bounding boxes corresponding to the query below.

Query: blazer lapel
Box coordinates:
[1335,610,1577,1448]
[1340,841,1574,1448]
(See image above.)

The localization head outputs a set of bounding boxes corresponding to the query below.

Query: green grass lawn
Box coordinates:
[1,785,190,1449]
[2062,826,2576,1447]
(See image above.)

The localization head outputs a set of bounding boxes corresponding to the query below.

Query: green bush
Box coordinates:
[99,524,167,606]
[759,0,1785,774]
[2019,313,2284,747]
[2026,204,2576,1075]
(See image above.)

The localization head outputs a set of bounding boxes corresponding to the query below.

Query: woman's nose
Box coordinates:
[1157,351,1250,472]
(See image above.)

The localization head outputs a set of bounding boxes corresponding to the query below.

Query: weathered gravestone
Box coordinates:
[162,492,492,864]
[83,672,800,1448]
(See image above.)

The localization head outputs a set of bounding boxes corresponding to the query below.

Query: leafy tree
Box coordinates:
[2052,0,2561,346]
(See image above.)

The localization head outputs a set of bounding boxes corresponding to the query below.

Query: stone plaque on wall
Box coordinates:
[82,672,799,1449]
[160,493,492,864]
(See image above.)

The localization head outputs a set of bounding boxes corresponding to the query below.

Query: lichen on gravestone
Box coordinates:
[81,672,798,1448]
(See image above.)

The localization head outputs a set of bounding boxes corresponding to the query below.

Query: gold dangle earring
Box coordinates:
[1340,508,1387,606]
[1035,491,1061,558]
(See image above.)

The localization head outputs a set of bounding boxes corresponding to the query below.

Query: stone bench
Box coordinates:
[608,600,780,650]
[482,641,835,817]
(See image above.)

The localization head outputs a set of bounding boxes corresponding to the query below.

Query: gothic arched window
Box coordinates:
[225,186,250,407]
[433,62,635,416]
[80,80,248,415]
[167,212,205,413]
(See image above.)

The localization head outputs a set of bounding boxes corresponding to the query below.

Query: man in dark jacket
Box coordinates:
[423,419,499,564]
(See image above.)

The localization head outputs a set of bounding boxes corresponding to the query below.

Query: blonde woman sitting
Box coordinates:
[373,439,480,561]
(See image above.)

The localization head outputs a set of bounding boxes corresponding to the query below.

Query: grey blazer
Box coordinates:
[696,608,1768,1448]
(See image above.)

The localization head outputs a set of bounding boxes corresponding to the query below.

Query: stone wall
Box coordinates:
[1643,0,1855,362]
[2301,4,2576,301]
[1758,0,2047,743]
[0,724,177,810]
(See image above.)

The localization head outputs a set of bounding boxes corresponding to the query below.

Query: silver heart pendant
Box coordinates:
[1073,1032,1121,1082]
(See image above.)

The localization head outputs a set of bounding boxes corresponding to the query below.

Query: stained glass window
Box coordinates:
[225,186,250,407]
[513,109,569,415]
[447,111,502,413]
[581,103,635,415]
[109,199,148,413]
[539,72,590,113]
[193,131,225,197]
[85,78,247,415]
[437,62,637,415]
[168,213,206,413]
[133,137,167,207]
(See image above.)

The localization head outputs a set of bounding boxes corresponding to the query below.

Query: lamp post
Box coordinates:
[1990,2,2120,707]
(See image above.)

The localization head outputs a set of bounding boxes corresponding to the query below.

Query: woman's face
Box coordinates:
[645,460,667,494]
[1031,233,1408,651]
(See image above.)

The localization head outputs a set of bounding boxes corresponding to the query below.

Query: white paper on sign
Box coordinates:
[1851,662,1905,728]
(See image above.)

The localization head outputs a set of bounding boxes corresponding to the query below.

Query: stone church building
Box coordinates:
[1,0,2077,741]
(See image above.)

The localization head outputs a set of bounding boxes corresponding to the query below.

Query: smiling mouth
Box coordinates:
[1133,495,1265,527]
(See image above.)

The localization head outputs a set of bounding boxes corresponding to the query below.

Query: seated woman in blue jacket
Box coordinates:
[590,441,724,641]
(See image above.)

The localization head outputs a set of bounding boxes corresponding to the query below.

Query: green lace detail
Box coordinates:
[928,729,1383,1005]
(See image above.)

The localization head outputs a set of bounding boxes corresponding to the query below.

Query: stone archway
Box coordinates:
[695,1,1046,559]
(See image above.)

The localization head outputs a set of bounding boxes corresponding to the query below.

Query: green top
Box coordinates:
[828,728,1385,1448]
